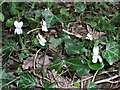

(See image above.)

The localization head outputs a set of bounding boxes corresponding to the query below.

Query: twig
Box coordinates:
[0,0,5,6]
[27,28,41,34]
[32,70,50,82]
[32,49,50,83]
[51,70,60,88]
[33,49,41,70]
[81,76,93,89]
[2,76,20,88]
[95,75,119,84]
[9,56,20,63]
[62,29,82,38]
[92,70,99,82]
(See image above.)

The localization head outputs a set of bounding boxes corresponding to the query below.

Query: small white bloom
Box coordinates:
[36,33,47,46]
[93,46,99,55]
[45,8,50,11]
[42,19,48,32]
[86,33,93,40]
[14,21,23,35]
[92,46,102,63]
[92,55,102,63]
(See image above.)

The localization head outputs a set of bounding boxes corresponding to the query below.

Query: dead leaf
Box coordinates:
[36,55,51,68]
[22,56,34,70]
[87,25,106,39]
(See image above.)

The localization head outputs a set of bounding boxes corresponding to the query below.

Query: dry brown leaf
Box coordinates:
[22,56,34,70]
[87,25,106,39]
[36,55,51,68]
[22,54,52,70]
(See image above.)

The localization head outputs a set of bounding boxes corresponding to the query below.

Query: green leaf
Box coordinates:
[88,20,97,28]
[34,10,42,20]
[60,7,69,16]
[19,52,29,62]
[87,60,104,70]
[9,2,18,15]
[42,9,62,28]
[74,3,86,13]
[49,37,62,48]
[76,65,90,76]
[1,69,14,90]
[65,44,80,54]
[87,80,97,89]
[50,57,86,74]
[5,18,14,27]
[102,42,119,65]
[26,17,39,23]
[73,82,80,87]
[0,12,4,22]
[18,73,36,89]
[15,67,23,75]
[2,40,19,64]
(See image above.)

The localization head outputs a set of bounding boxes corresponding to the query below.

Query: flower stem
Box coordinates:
[19,35,29,54]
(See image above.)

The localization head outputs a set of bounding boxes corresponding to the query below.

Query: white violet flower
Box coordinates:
[92,55,102,63]
[14,21,23,35]
[36,33,47,46]
[92,46,102,63]
[42,19,48,32]
[86,33,93,40]
[93,46,99,55]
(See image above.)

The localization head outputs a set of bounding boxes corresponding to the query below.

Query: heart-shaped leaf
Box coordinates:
[49,37,62,48]
[5,18,14,27]
[87,60,104,70]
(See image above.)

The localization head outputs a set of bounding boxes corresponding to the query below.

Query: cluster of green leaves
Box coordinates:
[1,2,120,89]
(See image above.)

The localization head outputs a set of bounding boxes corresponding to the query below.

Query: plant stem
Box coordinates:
[19,35,29,53]
[92,70,99,82]
[19,35,25,49]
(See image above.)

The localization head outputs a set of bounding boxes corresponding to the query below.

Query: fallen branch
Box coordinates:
[95,75,119,84]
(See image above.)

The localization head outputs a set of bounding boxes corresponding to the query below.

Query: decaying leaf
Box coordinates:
[87,25,106,39]
[22,56,34,70]
[22,54,52,70]
[36,55,51,68]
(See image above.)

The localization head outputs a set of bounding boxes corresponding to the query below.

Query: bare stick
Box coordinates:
[0,0,5,6]
[2,76,20,88]
[95,75,119,84]
[33,49,41,69]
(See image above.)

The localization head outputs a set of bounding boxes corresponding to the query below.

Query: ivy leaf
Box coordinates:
[17,73,36,89]
[87,80,97,90]
[42,9,62,28]
[60,7,69,16]
[34,10,42,20]
[65,44,80,54]
[102,42,119,65]
[76,65,90,76]
[49,57,88,75]
[49,37,62,48]
[74,3,86,13]
[0,12,4,22]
